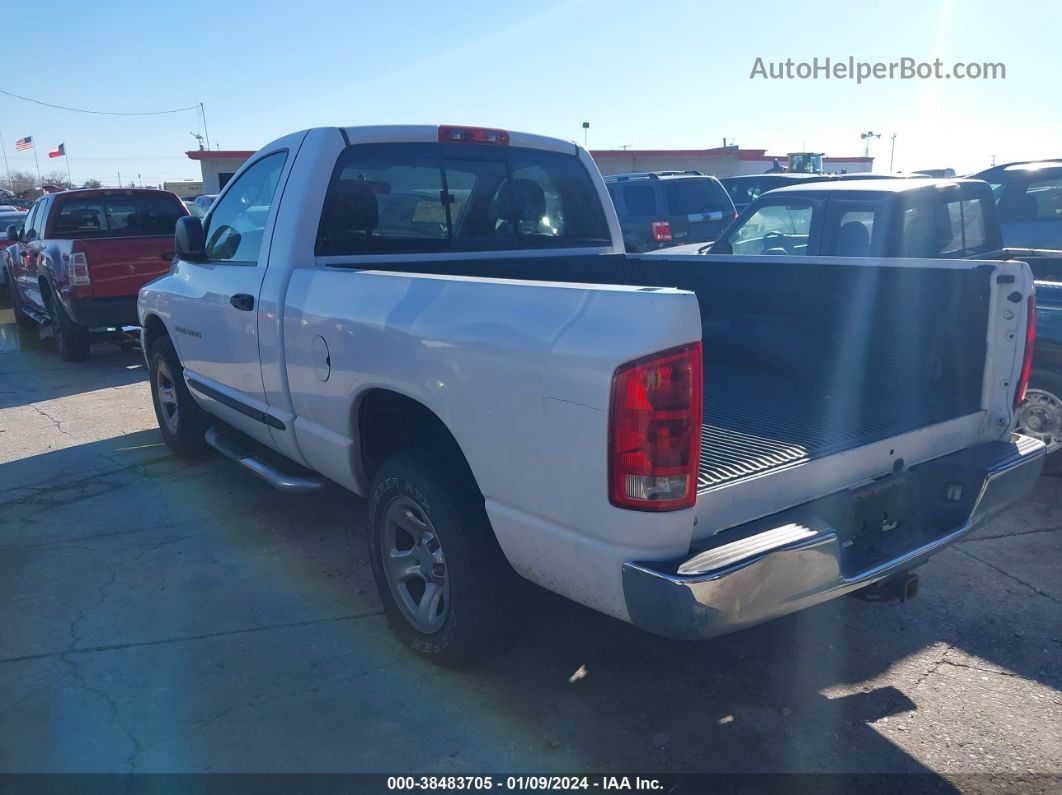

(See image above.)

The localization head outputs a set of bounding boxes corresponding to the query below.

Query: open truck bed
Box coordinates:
[698,367,959,489]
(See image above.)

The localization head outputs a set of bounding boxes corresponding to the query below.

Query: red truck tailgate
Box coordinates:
[79,236,172,298]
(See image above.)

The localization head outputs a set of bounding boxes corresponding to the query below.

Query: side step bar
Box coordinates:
[204,426,327,494]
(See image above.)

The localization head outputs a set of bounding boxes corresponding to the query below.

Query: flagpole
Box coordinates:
[32,138,42,187]
[64,145,72,187]
[0,127,10,191]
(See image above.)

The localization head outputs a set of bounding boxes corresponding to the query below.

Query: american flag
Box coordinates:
[15,136,32,151]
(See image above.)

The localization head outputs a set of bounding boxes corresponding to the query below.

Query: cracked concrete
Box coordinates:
[0,316,1059,776]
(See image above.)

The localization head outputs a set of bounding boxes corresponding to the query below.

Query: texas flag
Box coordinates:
[48,143,65,159]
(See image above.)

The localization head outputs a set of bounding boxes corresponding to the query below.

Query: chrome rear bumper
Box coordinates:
[622,434,1045,639]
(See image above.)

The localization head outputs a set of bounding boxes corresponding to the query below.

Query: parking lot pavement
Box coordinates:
[0,318,1060,781]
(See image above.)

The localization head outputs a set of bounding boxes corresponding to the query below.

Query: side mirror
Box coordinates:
[6,225,18,242]
[175,216,206,262]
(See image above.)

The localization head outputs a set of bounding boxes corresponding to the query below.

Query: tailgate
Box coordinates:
[632,254,1037,539]
[80,236,173,298]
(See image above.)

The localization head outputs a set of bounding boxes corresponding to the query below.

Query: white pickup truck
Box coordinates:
[138,125,1045,665]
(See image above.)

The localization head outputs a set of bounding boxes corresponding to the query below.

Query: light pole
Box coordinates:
[889,133,897,172]
[860,130,881,159]
[582,122,589,148]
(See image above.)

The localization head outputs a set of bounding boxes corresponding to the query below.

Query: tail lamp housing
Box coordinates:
[68,251,91,286]
[651,221,673,243]
[1014,294,1036,408]
[608,342,702,511]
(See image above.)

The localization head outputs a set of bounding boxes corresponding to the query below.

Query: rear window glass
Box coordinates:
[316,143,611,256]
[664,178,730,215]
[52,194,185,238]
[1018,178,1062,220]
[621,184,656,216]
[901,197,992,257]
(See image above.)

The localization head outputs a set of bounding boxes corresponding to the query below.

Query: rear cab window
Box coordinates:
[49,193,186,239]
[900,193,995,258]
[316,143,611,256]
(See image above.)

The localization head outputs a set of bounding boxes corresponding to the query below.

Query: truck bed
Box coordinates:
[698,366,958,490]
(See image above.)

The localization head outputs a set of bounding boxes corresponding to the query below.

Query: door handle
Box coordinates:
[230,293,254,311]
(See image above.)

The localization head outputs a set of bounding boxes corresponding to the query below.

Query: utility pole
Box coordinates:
[889,133,897,172]
[200,102,211,151]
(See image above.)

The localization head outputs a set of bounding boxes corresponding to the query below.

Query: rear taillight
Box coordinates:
[438,125,510,145]
[651,221,672,243]
[1014,294,1036,408]
[609,342,702,511]
[68,251,91,286]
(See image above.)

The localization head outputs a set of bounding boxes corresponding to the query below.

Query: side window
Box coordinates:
[621,185,655,216]
[729,202,814,255]
[204,151,287,263]
[1018,178,1062,221]
[834,207,879,257]
[23,201,43,241]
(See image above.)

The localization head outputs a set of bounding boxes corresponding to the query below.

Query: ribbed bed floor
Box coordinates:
[698,367,958,491]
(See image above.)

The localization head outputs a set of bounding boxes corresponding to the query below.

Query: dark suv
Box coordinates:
[604,171,735,252]
[971,159,1062,249]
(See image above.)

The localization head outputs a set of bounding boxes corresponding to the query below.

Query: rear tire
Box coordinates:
[367,449,518,667]
[1017,369,1062,474]
[46,291,91,362]
[149,335,209,456]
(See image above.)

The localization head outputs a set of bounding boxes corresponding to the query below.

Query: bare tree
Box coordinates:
[43,170,71,189]
[81,178,102,189]
[5,171,37,194]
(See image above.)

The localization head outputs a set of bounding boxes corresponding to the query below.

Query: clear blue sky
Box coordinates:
[2,0,1058,186]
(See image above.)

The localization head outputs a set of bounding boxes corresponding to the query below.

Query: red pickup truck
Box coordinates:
[3,188,187,360]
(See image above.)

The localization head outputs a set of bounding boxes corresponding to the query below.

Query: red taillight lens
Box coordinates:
[438,125,510,145]
[1014,294,1036,408]
[68,251,91,285]
[609,342,702,511]
[651,221,672,243]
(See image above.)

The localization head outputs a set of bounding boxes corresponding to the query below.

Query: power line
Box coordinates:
[0,88,199,116]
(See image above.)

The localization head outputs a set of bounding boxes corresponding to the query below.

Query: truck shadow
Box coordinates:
[1,421,1055,777]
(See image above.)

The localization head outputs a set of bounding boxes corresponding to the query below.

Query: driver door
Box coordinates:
[169,135,302,443]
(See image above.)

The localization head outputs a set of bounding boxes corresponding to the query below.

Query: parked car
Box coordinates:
[139,124,1043,666]
[721,173,834,213]
[911,168,956,178]
[0,208,27,285]
[5,188,187,360]
[183,201,206,218]
[672,178,1061,468]
[193,194,217,211]
[604,171,735,252]
[971,159,1062,250]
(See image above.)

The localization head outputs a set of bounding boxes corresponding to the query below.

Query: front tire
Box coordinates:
[7,271,38,332]
[149,335,209,456]
[1017,369,1062,474]
[367,449,517,667]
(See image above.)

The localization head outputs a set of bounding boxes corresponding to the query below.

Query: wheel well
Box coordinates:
[142,314,169,354]
[358,390,477,490]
